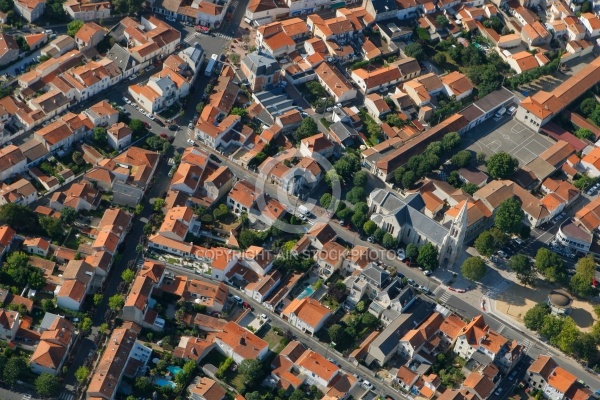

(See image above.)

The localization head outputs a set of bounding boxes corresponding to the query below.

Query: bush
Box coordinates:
[216,357,233,378]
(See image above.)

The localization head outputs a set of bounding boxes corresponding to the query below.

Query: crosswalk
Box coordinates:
[521,339,532,351]
[214,32,233,40]
[58,391,74,400]
[439,290,452,303]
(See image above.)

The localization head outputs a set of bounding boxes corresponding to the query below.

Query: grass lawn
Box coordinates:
[262,328,283,350]
[201,349,227,367]
[261,328,290,353]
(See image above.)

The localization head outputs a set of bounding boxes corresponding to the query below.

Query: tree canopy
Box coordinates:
[535,248,567,283]
[461,257,487,281]
[35,373,61,397]
[417,243,438,271]
[293,118,318,142]
[67,19,84,36]
[495,198,524,234]
[486,151,519,179]
[569,256,596,297]
[509,254,536,285]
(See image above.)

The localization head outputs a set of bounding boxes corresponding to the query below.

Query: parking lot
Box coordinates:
[465,116,555,166]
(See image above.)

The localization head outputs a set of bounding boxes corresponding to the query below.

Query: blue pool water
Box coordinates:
[167,365,183,375]
[297,286,314,300]
[155,378,176,388]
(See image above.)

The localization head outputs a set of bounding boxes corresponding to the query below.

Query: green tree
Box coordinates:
[239,230,261,249]
[569,256,596,297]
[575,128,595,141]
[442,132,461,152]
[382,233,398,249]
[230,107,247,117]
[80,317,93,334]
[4,251,31,287]
[495,198,524,234]
[523,303,550,331]
[581,0,592,12]
[554,317,579,353]
[487,151,519,179]
[320,193,332,208]
[432,52,446,65]
[474,230,497,257]
[435,15,449,27]
[0,203,40,233]
[345,187,366,204]
[463,183,479,195]
[401,170,417,189]
[580,98,598,116]
[39,216,64,240]
[461,257,487,281]
[328,324,344,343]
[325,170,341,188]
[374,228,384,242]
[353,171,368,187]
[239,359,263,382]
[451,150,472,167]
[42,298,55,312]
[404,43,424,60]
[363,220,377,235]
[540,314,563,340]
[108,294,125,310]
[3,357,27,386]
[293,118,318,141]
[129,119,146,136]
[352,212,367,230]
[145,136,169,153]
[153,198,165,211]
[509,254,536,285]
[60,206,78,225]
[75,365,90,383]
[417,243,438,271]
[355,300,366,313]
[67,19,84,36]
[573,332,598,361]
[535,248,567,283]
[35,373,61,398]
[121,268,135,284]
[93,127,107,144]
[406,243,419,260]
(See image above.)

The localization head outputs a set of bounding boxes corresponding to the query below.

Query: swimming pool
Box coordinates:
[167,365,183,376]
[297,286,314,300]
[155,378,176,388]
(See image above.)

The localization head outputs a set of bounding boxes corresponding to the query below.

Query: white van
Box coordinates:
[298,204,309,216]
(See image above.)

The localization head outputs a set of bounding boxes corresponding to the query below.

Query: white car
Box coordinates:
[260,314,268,320]
[187,139,195,146]
[149,115,155,121]
[367,236,374,243]
[362,381,373,390]
[122,97,128,103]
[396,249,406,261]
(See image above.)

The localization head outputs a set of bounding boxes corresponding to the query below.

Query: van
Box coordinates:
[298,204,309,216]
[45,29,53,35]
[494,107,507,118]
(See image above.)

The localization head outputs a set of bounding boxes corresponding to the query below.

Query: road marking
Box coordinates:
[497,323,506,333]
[59,393,74,400]
[439,291,452,303]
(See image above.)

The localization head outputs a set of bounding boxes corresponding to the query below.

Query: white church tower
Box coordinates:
[439,201,469,268]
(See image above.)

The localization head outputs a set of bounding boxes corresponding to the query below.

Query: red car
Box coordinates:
[160,133,167,138]
[143,122,151,129]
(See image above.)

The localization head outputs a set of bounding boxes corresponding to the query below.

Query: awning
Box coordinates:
[331,2,346,8]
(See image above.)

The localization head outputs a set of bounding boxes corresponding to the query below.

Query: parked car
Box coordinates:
[233,295,242,303]
[397,248,406,261]
[423,270,432,277]
[187,139,195,146]
[362,381,373,390]
[160,133,168,138]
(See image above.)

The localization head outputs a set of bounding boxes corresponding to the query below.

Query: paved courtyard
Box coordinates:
[465,117,555,166]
